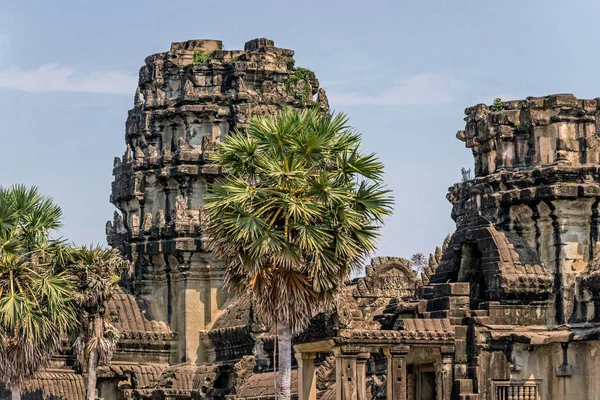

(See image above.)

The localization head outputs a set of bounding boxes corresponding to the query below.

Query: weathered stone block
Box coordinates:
[455,340,468,363]
[453,379,473,394]
[433,283,470,298]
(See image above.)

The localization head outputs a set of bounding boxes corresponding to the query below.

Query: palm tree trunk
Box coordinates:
[86,316,102,400]
[86,348,99,400]
[10,385,20,400]
[276,320,292,400]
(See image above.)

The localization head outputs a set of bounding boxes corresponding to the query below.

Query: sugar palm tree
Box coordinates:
[204,109,393,400]
[68,245,131,400]
[0,185,76,400]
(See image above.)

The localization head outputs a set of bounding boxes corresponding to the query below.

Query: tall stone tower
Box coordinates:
[106,38,329,364]
[431,94,600,325]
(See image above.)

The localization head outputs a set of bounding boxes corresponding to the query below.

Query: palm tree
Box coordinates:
[0,185,76,400]
[204,109,393,400]
[68,245,131,400]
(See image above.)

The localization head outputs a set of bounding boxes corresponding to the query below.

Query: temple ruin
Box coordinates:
[6,38,600,400]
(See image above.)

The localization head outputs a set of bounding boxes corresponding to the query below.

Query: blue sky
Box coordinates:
[2,0,600,259]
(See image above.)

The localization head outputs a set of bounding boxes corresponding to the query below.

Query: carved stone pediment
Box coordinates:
[354,257,417,299]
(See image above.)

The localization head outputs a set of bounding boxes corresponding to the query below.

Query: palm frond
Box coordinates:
[205,108,394,334]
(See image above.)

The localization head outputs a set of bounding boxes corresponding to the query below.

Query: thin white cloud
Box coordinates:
[0,64,137,95]
[327,72,460,106]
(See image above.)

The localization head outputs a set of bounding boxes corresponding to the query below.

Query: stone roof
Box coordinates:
[400,318,454,335]
[431,222,554,302]
[236,370,297,399]
[6,370,86,400]
[108,290,172,337]
[103,364,166,389]
[154,363,219,391]
[210,294,252,331]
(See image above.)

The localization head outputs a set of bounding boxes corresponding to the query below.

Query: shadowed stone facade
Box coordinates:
[7,40,600,400]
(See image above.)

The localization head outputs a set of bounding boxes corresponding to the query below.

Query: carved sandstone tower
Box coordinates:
[433,94,600,325]
[107,38,328,364]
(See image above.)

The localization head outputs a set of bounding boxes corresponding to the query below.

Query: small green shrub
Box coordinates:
[491,98,504,111]
[285,67,314,105]
[285,67,312,90]
[193,50,215,65]
[286,59,295,70]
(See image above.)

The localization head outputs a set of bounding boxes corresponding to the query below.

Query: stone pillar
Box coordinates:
[295,352,317,400]
[336,353,358,400]
[356,352,371,400]
[335,347,369,400]
[386,345,410,400]
[171,269,207,364]
[440,346,455,400]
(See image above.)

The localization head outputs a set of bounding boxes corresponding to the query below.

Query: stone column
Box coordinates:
[386,345,410,400]
[356,352,371,400]
[295,352,317,400]
[440,346,455,400]
[335,347,370,400]
[336,353,357,400]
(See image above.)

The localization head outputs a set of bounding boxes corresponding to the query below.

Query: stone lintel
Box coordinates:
[293,339,335,354]
[334,345,371,357]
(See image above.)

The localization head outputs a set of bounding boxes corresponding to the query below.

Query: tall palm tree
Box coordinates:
[0,185,76,400]
[68,245,131,400]
[204,109,393,400]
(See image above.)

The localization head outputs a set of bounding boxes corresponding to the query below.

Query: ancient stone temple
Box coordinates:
[106,37,329,366]
[294,94,600,400]
[100,37,330,399]
[7,37,600,400]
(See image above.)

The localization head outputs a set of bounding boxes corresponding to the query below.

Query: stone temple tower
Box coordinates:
[432,94,600,325]
[106,38,329,364]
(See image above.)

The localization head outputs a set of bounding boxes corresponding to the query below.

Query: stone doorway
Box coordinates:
[407,364,437,400]
[457,242,486,309]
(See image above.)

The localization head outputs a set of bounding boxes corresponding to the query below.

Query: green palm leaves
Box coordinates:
[0,185,75,388]
[205,109,394,333]
[70,244,130,367]
[0,185,62,254]
[69,245,131,400]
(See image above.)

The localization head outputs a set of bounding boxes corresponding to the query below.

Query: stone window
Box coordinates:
[493,381,539,400]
